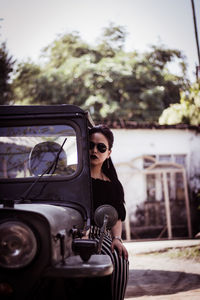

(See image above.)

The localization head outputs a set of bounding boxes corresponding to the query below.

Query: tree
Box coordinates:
[12,24,189,122]
[96,23,128,57]
[159,82,200,125]
[0,42,15,104]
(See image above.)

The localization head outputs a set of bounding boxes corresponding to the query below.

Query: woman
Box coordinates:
[89,124,129,300]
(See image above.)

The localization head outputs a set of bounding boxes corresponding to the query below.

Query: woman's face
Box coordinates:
[89,132,111,167]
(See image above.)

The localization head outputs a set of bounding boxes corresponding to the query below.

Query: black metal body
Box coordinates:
[0,105,92,220]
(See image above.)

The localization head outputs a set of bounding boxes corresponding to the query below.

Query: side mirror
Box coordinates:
[94,205,118,254]
[94,205,118,229]
[72,206,118,261]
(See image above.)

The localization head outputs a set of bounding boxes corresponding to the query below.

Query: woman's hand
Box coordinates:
[110,219,128,260]
[111,238,128,260]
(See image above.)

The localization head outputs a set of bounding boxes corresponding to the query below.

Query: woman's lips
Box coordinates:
[90,154,98,160]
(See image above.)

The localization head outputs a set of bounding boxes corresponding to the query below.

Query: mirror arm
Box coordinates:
[97,214,108,254]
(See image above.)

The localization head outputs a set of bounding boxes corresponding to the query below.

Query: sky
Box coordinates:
[0,0,200,82]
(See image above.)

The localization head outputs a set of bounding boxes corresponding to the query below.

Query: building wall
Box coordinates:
[110,128,200,228]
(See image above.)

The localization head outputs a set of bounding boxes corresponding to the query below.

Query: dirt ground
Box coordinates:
[124,244,200,299]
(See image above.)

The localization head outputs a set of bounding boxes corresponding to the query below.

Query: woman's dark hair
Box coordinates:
[89,124,114,150]
[89,124,125,202]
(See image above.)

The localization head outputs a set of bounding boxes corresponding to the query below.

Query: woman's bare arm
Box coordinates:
[111,220,128,260]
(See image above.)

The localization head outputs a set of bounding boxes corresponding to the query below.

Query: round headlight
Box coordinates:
[0,221,37,269]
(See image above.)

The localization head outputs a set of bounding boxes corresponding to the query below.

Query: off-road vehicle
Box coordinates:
[0,105,117,300]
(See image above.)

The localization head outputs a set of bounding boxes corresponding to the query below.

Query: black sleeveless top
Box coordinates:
[91,178,126,221]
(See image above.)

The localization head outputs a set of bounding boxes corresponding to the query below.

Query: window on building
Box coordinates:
[143,154,187,203]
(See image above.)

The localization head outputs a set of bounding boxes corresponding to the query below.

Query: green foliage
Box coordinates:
[159,82,200,125]
[96,23,128,56]
[12,24,189,122]
[0,42,15,104]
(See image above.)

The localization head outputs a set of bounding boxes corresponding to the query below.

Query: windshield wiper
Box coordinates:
[17,138,67,203]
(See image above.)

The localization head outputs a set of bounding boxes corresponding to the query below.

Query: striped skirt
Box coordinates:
[90,226,129,300]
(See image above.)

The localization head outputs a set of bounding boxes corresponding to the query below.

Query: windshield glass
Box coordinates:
[0,125,78,179]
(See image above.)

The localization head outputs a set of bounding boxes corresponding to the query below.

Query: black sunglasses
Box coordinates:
[89,141,108,153]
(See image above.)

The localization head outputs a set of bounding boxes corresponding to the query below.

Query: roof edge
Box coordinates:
[97,120,200,132]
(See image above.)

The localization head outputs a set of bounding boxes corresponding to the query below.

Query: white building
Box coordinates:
[109,123,200,240]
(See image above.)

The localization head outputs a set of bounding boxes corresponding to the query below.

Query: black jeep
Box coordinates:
[0,105,116,300]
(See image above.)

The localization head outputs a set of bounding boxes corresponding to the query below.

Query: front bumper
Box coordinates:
[45,254,113,278]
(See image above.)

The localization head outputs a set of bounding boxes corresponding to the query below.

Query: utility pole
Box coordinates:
[0,18,4,37]
[191,0,200,80]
